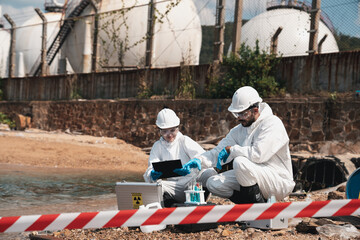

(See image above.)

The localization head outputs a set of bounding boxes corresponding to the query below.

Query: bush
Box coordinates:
[0,112,15,129]
[175,64,196,99]
[209,40,284,98]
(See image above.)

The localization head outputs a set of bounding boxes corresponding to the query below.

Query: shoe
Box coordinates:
[163,192,178,208]
[229,183,265,204]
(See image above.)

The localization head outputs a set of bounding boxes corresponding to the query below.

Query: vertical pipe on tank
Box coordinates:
[271,27,283,54]
[16,52,25,77]
[35,8,48,76]
[4,14,15,79]
[82,19,92,73]
[318,34,327,54]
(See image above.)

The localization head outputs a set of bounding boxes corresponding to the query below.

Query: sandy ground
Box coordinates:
[0,129,359,240]
[0,129,149,172]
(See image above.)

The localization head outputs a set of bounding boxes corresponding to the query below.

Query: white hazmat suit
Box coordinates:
[144,131,217,203]
[199,102,295,201]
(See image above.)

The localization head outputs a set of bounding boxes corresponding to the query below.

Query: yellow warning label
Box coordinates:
[131,193,143,209]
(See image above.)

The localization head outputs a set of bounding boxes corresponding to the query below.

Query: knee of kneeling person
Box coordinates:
[205,176,217,192]
[233,156,252,172]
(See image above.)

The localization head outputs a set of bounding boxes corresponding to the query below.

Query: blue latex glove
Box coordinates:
[150,170,162,181]
[217,148,230,170]
[173,158,201,176]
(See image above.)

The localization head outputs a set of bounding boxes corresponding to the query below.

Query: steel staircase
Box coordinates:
[32,0,91,76]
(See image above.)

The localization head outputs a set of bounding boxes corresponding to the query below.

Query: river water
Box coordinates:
[0,164,143,215]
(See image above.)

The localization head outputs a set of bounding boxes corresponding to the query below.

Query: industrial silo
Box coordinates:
[0,28,10,78]
[15,12,63,76]
[0,5,10,78]
[240,1,339,56]
[62,0,202,73]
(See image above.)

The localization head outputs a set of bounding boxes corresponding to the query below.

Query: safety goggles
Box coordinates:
[159,127,178,136]
[231,109,252,119]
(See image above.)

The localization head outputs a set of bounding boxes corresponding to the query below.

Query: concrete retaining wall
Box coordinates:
[0,98,359,149]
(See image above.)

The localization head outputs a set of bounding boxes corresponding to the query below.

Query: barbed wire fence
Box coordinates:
[197,0,360,63]
[0,0,359,77]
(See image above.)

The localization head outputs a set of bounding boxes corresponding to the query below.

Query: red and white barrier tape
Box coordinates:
[1,199,359,233]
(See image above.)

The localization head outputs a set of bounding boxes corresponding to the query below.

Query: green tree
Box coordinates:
[334,31,360,51]
[209,40,284,98]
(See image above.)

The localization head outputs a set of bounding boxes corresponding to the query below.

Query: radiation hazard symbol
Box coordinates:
[131,193,143,209]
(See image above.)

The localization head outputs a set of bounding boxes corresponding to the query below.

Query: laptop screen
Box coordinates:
[115,182,163,210]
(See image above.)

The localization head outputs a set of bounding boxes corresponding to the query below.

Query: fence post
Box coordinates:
[308,0,321,55]
[145,0,155,68]
[232,0,243,55]
[35,8,48,76]
[213,0,226,63]
[4,14,16,79]
[89,0,98,73]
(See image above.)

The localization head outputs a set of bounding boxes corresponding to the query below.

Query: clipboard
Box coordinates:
[152,159,183,179]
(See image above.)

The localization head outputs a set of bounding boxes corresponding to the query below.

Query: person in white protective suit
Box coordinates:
[174,86,295,204]
[143,108,217,207]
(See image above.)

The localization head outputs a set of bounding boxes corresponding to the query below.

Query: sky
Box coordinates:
[0,0,359,37]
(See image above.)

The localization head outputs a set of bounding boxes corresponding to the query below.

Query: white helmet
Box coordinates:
[228,86,262,113]
[156,108,180,129]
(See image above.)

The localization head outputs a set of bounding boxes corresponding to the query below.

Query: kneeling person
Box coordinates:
[174,86,295,204]
[143,108,217,207]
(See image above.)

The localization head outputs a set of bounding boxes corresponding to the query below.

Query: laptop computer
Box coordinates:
[115,182,163,210]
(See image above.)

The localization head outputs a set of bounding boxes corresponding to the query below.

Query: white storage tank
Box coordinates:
[15,12,63,76]
[62,0,202,73]
[240,6,339,56]
[0,28,10,78]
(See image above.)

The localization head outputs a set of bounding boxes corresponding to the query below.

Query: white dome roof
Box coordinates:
[241,8,339,56]
[64,0,202,73]
[15,12,62,76]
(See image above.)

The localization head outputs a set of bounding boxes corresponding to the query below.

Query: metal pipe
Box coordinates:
[271,27,283,54]
[318,34,328,54]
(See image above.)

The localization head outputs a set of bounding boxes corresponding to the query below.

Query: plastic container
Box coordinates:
[346,167,360,199]
[139,202,166,233]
